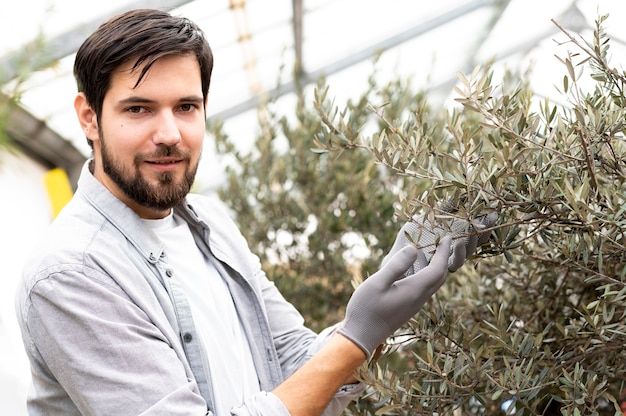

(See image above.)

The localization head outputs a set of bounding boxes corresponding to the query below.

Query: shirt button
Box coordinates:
[183,333,193,343]
[165,269,173,277]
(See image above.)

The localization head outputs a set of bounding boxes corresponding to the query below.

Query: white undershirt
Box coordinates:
[143,212,260,415]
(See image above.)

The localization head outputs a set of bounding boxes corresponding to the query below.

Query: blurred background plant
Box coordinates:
[0,33,48,155]
[210,66,403,330]
[211,14,625,415]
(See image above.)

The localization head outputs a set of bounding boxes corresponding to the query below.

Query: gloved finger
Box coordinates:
[377,245,420,284]
[465,227,479,257]
[409,247,430,275]
[381,223,420,267]
[425,235,452,273]
[477,212,498,245]
[403,236,451,292]
[448,236,467,272]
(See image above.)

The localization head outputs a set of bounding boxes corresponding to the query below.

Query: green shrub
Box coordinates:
[212,14,626,415]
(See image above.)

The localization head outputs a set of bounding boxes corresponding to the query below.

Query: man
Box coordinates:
[15,8,494,416]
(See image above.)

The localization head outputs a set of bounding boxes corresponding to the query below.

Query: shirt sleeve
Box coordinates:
[21,265,209,416]
[230,387,365,416]
[231,391,291,415]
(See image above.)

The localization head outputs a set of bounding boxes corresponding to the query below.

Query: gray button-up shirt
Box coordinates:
[15,161,362,415]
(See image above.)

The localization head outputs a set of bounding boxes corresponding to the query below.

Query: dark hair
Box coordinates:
[73,9,214,148]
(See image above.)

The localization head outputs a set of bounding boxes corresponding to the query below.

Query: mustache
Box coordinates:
[136,145,192,161]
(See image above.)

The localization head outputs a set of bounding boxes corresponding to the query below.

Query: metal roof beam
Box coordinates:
[4,96,86,184]
[292,0,304,77]
[426,2,590,104]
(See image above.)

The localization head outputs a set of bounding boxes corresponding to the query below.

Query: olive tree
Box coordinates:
[211,15,626,415]
[313,15,626,415]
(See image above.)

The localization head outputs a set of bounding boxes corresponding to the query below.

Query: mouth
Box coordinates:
[144,158,184,171]
[146,157,183,164]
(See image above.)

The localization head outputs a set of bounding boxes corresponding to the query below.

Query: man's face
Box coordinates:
[90,54,206,219]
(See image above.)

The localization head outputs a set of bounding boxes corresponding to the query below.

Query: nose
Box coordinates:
[153,111,182,146]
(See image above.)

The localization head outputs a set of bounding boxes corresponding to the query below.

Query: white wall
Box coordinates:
[0,149,53,416]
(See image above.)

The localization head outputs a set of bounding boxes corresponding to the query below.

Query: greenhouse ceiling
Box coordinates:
[1,0,625,187]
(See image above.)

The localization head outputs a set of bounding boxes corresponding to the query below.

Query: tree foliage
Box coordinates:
[211,15,626,415]
[0,33,49,155]
[209,73,407,331]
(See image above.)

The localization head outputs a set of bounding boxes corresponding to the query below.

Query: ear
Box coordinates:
[74,93,99,142]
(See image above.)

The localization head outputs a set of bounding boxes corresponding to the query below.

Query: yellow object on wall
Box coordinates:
[44,168,74,219]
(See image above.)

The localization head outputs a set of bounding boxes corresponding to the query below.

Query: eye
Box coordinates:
[179,103,197,112]
[127,106,146,114]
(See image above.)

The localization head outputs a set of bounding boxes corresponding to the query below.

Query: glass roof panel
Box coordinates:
[2,0,626,184]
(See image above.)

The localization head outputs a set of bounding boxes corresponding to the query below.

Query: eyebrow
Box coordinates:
[117,95,204,105]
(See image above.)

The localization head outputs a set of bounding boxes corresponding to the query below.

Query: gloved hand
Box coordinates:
[383,211,498,273]
[338,211,497,358]
[338,237,453,358]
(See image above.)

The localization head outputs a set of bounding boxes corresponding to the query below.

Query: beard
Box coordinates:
[100,132,199,211]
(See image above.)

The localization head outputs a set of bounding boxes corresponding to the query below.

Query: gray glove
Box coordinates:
[338,237,453,357]
[384,211,498,273]
[338,212,497,357]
